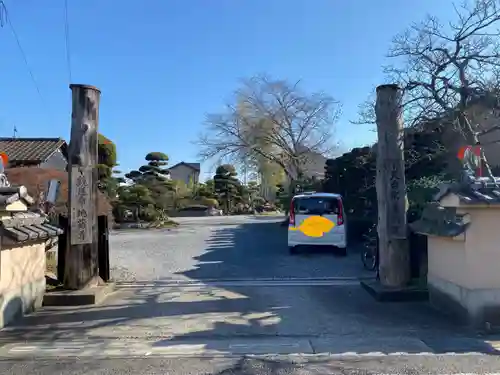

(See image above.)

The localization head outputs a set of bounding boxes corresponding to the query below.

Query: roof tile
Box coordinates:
[0,138,66,165]
[436,178,500,205]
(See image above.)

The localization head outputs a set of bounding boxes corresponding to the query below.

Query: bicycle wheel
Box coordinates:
[361,247,377,271]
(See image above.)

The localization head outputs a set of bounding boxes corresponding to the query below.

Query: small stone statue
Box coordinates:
[460,165,475,185]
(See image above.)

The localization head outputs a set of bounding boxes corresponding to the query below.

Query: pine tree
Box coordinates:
[213,164,239,214]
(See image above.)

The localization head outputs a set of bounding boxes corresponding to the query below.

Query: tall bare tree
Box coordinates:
[393,1,500,117]
[356,0,500,177]
[197,75,341,182]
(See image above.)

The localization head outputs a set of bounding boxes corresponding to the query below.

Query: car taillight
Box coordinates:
[337,200,344,225]
[289,200,295,225]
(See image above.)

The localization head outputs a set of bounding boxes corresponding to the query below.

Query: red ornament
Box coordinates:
[458,145,482,177]
[0,152,9,167]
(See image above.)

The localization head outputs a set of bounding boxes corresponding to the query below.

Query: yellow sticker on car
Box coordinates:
[289,216,335,237]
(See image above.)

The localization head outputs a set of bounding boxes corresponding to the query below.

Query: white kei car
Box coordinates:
[287,192,347,255]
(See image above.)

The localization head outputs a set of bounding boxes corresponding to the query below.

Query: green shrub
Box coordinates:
[198,197,219,208]
[407,175,448,223]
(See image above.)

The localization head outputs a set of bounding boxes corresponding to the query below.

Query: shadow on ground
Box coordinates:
[173,219,374,280]
[1,220,499,358]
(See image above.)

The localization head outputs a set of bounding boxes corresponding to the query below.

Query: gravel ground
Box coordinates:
[109,215,373,282]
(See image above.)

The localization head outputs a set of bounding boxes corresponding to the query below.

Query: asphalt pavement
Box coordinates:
[3,355,500,375]
[1,215,500,374]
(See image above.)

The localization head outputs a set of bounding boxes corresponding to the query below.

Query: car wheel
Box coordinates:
[289,246,297,255]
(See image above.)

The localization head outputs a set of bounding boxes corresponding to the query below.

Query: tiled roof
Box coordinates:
[169,162,201,171]
[0,138,67,165]
[3,222,63,243]
[186,162,201,171]
[1,212,63,243]
[410,202,470,237]
[454,186,500,205]
[0,186,63,243]
[435,177,500,205]
[0,185,34,207]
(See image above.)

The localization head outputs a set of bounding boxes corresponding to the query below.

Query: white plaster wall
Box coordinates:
[0,241,46,328]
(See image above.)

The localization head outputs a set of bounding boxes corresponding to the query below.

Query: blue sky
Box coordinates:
[0,0,456,180]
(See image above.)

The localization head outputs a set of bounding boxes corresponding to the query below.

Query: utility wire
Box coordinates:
[0,2,5,27]
[0,1,49,114]
[63,0,72,83]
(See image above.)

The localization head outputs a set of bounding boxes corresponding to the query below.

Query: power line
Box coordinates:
[0,2,5,27]
[0,1,48,112]
[63,0,72,83]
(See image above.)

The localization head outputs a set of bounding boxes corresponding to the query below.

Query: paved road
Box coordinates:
[3,355,500,375]
[1,215,500,374]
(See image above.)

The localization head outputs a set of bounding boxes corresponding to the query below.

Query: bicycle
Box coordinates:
[361,225,379,273]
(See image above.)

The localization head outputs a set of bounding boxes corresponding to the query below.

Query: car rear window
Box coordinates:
[293,197,339,215]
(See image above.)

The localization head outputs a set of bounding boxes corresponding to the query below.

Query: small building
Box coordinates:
[5,167,112,219]
[0,137,67,170]
[168,162,200,186]
[0,184,63,328]
[411,174,500,331]
[0,138,113,220]
[259,146,327,200]
[281,147,327,186]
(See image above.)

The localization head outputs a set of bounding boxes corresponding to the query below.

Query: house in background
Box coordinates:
[0,137,67,170]
[258,145,328,200]
[5,167,112,218]
[0,138,113,218]
[168,162,200,186]
[265,144,327,192]
[295,149,328,180]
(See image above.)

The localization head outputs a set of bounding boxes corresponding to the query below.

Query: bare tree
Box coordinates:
[392,0,500,122]
[355,0,500,178]
[197,75,341,181]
